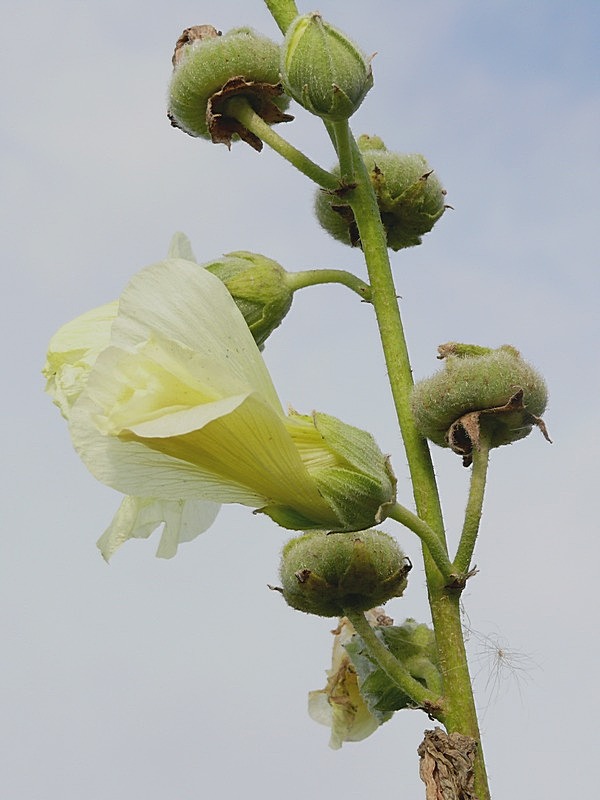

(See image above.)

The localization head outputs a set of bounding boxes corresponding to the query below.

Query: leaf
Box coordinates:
[345,618,442,722]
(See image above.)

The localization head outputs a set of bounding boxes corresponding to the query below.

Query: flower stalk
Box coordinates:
[263,0,298,34]
[453,432,492,575]
[224,97,339,190]
[336,122,491,800]
[344,609,445,720]
[285,268,371,301]
[387,502,453,581]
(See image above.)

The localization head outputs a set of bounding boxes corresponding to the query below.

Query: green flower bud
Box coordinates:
[280,13,373,121]
[263,410,397,532]
[315,135,448,250]
[411,343,551,465]
[203,252,293,348]
[278,530,411,617]
[168,26,292,150]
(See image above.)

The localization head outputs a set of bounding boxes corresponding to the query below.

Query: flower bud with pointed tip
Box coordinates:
[168,26,291,149]
[315,135,447,250]
[411,343,550,464]
[203,252,293,348]
[279,530,410,617]
[281,13,373,121]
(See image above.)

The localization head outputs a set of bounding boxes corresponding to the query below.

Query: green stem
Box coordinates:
[344,609,445,721]
[285,268,371,300]
[453,434,492,575]
[343,124,491,800]
[263,0,299,34]
[225,97,339,190]
[388,503,453,581]
[330,119,356,184]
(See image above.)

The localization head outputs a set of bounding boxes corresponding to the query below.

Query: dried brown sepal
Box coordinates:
[171,25,221,67]
[330,204,361,247]
[207,77,294,151]
[447,388,552,467]
[418,727,478,800]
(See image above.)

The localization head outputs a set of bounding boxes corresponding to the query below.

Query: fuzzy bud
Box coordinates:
[203,252,293,348]
[280,13,373,121]
[411,343,551,465]
[278,530,410,617]
[168,26,292,150]
[315,135,448,250]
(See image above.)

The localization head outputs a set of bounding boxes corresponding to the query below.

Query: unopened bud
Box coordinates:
[281,13,373,121]
[204,252,293,347]
[315,135,447,250]
[278,530,410,617]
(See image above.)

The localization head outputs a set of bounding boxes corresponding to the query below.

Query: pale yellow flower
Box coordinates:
[45,256,395,547]
[43,292,219,560]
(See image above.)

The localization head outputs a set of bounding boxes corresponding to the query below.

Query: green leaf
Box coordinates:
[344,618,441,722]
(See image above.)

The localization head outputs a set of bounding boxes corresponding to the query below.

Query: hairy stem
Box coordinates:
[338,122,491,800]
[453,433,492,575]
[225,98,339,190]
[264,0,298,34]
[388,503,453,581]
[285,268,371,300]
[344,609,445,720]
[330,119,356,184]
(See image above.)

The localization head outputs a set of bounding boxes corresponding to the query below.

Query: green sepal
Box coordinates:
[310,411,397,531]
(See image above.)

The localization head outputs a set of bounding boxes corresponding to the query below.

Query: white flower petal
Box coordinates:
[97,496,220,560]
[167,231,196,261]
[43,301,118,416]
[109,258,283,411]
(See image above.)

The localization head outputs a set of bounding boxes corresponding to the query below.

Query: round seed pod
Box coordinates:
[411,343,550,464]
[168,26,291,148]
[279,530,410,617]
[315,135,447,250]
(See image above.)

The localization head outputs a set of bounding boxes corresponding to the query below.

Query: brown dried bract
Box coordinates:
[171,25,221,67]
[330,204,361,247]
[446,388,552,467]
[418,727,478,800]
[207,78,293,151]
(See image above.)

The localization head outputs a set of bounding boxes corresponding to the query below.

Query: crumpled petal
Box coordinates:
[97,496,220,560]
[308,611,386,748]
[43,269,224,559]
[43,301,118,417]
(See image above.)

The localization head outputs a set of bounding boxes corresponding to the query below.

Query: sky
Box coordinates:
[2,0,599,797]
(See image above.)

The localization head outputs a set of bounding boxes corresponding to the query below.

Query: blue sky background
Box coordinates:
[2,1,599,797]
